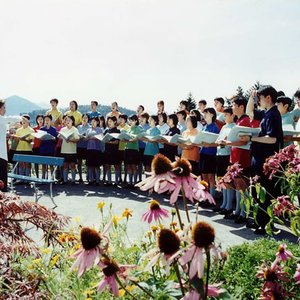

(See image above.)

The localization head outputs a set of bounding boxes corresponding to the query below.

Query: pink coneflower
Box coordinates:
[142,200,169,223]
[256,261,289,283]
[193,180,216,205]
[272,196,297,218]
[143,228,182,274]
[294,264,300,284]
[275,244,293,262]
[181,284,225,299]
[71,221,111,277]
[97,257,135,297]
[136,154,176,193]
[168,158,213,205]
[179,221,217,279]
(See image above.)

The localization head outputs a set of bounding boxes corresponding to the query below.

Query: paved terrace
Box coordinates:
[13,182,297,249]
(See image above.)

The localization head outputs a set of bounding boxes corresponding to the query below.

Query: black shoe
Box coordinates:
[219,209,232,215]
[246,221,259,229]
[78,178,84,183]
[224,213,238,220]
[234,216,247,224]
[254,228,266,235]
[213,206,222,212]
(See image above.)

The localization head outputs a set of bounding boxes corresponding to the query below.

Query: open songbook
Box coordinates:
[94,131,139,142]
[226,126,260,150]
[18,133,34,140]
[32,130,56,140]
[59,131,76,141]
[282,124,300,136]
[189,131,219,144]
[143,134,187,144]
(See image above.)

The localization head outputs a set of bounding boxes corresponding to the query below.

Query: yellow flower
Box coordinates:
[119,289,125,297]
[122,208,133,219]
[170,221,177,227]
[112,215,121,227]
[151,225,159,233]
[32,258,42,266]
[50,254,60,267]
[146,231,152,238]
[127,285,136,292]
[40,247,52,254]
[97,201,105,210]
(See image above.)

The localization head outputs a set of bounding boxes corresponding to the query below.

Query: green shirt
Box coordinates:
[125,125,143,150]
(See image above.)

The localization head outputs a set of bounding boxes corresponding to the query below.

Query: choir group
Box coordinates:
[2,85,300,233]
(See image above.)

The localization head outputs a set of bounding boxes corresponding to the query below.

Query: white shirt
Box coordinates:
[0,115,22,161]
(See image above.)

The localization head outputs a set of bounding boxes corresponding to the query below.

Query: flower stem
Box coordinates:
[115,275,137,299]
[181,186,190,223]
[174,203,184,230]
[130,280,155,299]
[204,248,211,300]
[173,261,185,297]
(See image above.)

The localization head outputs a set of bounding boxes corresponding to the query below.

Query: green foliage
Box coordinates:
[211,238,300,300]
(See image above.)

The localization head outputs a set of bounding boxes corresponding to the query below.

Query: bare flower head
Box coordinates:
[151,154,173,175]
[158,228,180,255]
[192,221,215,249]
[80,227,101,250]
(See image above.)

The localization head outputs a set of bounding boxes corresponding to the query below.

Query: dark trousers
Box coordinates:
[0,158,8,192]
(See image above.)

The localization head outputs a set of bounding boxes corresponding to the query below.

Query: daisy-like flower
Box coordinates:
[97,256,135,297]
[193,179,216,205]
[294,264,300,284]
[272,195,297,218]
[143,228,182,275]
[275,244,293,262]
[122,208,133,220]
[135,154,176,193]
[256,261,289,283]
[142,200,169,223]
[70,221,112,277]
[169,158,212,205]
[179,221,217,279]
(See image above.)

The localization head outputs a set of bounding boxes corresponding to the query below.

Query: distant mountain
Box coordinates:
[5,95,43,115]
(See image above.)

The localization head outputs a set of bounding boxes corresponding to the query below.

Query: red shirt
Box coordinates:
[230,115,251,168]
[32,125,42,149]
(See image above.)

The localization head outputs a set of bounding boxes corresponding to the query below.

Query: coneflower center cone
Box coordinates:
[158,229,180,255]
[192,221,215,249]
[102,258,120,277]
[150,200,161,210]
[81,227,101,250]
[172,159,191,177]
[151,154,173,175]
[264,269,278,282]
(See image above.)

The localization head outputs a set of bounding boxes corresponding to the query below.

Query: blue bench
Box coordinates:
[8,154,64,208]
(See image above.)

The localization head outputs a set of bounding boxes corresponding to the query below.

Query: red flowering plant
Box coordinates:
[262,144,300,237]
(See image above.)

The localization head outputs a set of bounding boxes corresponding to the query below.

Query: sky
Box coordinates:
[0,0,299,113]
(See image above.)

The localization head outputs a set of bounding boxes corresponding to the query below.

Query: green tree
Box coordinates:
[186,92,196,111]
[245,81,261,100]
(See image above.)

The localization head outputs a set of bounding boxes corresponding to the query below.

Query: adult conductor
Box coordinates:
[0,99,22,192]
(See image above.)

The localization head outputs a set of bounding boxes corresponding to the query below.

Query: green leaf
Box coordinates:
[259,186,266,203]
[253,204,259,224]
[267,206,274,218]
